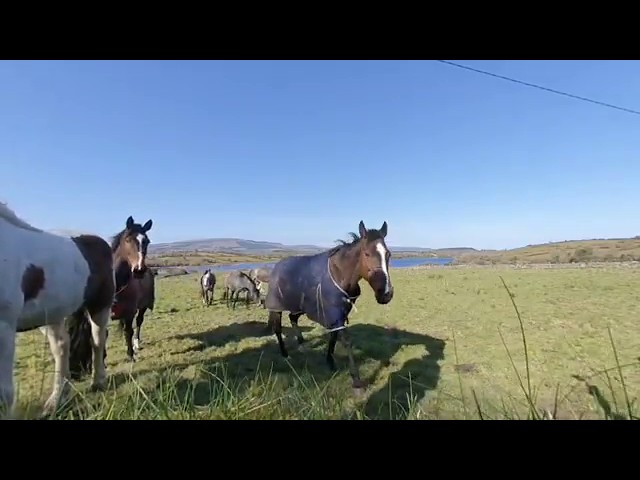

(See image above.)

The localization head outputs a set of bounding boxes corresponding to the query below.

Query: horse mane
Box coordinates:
[0,201,43,233]
[110,229,127,253]
[239,270,259,288]
[328,228,383,257]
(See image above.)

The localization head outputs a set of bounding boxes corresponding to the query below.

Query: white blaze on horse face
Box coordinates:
[375,242,391,294]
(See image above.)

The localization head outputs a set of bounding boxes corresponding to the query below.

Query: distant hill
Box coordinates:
[46,229,478,258]
[147,237,477,257]
[149,238,324,255]
[457,237,640,264]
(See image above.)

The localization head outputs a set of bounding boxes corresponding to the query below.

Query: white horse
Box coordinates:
[200,269,216,306]
[0,202,115,418]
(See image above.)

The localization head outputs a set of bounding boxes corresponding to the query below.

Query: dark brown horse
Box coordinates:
[128,267,156,351]
[264,220,394,391]
[110,216,154,362]
[68,215,153,374]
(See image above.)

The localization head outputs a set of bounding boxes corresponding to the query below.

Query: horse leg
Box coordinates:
[269,311,288,358]
[123,314,136,362]
[86,307,109,392]
[326,331,338,372]
[42,320,72,417]
[232,289,242,310]
[0,312,18,419]
[289,313,304,345]
[134,307,146,352]
[337,329,365,389]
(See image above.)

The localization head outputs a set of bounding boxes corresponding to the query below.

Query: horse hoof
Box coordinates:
[90,382,107,393]
[126,356,136,363]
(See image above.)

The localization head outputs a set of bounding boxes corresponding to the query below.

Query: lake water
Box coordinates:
[159,256,454,275]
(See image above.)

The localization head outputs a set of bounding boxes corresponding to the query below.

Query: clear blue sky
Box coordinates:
[1,60,639,250]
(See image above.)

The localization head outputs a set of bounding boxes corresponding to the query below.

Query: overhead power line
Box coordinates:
[435,60,640,116]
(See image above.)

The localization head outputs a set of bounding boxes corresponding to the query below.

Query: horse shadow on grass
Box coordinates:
[159,321,446,419]
[169,320,314,354]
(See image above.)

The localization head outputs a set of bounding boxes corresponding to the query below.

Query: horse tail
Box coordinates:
[68,308,94,380]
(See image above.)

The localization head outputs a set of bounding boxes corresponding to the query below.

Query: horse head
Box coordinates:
[112,215,153,280]
[356,220,394,304]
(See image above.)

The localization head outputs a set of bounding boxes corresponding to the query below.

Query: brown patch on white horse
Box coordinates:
[21,264,45,302]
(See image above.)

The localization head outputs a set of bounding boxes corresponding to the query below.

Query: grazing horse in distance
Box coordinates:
[109,216,154,362]
[0,201,114,418]
[264,220,394,391]
[200,269,216,306]
[223,271,261,309]
[248,267,271,292]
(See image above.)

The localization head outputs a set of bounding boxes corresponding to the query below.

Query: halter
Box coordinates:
[316,257,360,333]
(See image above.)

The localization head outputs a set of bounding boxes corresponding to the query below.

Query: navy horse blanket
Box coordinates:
[265,251,359,330]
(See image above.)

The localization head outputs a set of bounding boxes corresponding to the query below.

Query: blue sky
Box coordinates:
[1,60,639,250]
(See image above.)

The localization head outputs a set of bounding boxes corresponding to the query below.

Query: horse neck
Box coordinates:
[113,244,136,270]
[328,242,363,295]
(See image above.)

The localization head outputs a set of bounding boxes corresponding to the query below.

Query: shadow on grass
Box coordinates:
[170,320,313,350]
[155,321,446,419]
[64,313,446,419]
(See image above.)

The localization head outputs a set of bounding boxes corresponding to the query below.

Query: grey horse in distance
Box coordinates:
[222,271,262,309]
[248,267,272,293]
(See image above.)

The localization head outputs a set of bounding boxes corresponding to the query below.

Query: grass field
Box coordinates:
[12,264,640,420]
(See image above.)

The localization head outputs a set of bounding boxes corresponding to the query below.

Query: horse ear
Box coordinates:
[380,221,388,238]
[142,219,153,232]
[358,220,367,238]
[126,216,134,229]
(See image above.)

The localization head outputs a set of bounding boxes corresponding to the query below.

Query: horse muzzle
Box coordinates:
[374,286,394,304]
[368,270,393,304]
[132,265,147,279]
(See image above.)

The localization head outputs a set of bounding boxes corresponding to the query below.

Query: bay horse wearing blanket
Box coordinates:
[200,269,216,306]
[264,220,394,390]
[0,202,114,418]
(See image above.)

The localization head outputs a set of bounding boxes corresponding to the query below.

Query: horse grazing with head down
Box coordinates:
[264,220,394,391]
[200,269,216,306]
[0,202,114,418]
[222,271,261,309]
